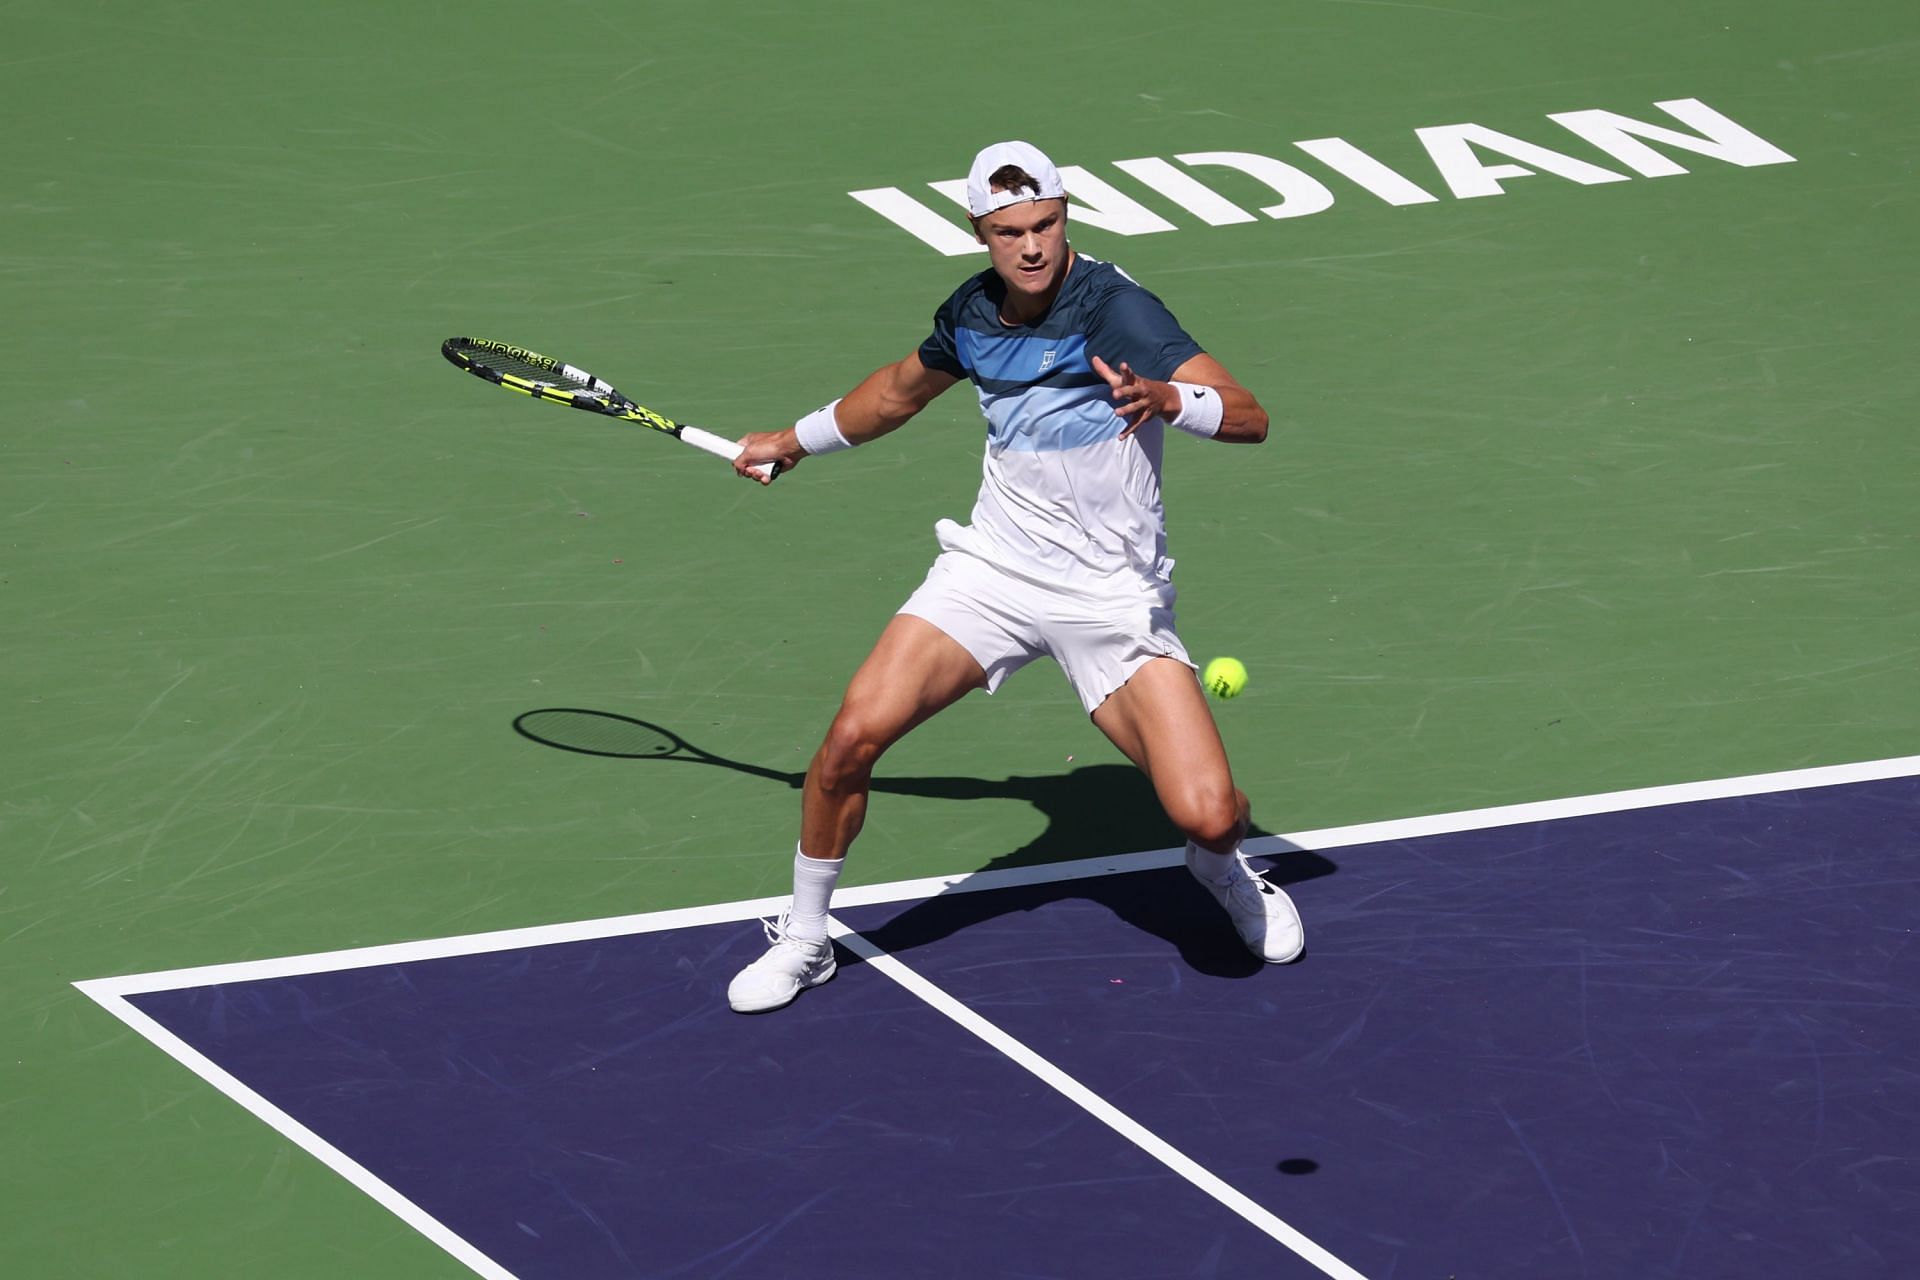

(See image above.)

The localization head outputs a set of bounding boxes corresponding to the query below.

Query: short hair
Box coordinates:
[988,164,1042,197]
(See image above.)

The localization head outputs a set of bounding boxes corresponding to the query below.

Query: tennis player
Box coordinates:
[725,141,1301,1012]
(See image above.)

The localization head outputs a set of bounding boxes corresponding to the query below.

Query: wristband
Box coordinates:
[1168,382,1224,439]
[793,399,854,455]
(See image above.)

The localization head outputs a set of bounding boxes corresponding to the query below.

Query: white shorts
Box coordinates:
[898,550,1194,715]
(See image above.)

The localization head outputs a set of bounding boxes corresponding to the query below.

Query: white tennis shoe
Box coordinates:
[1192,850,1306,964]
[727,914,837,1013]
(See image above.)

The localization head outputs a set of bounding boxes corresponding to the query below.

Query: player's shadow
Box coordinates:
[855,768,1335,979]
[514,708,1338,979]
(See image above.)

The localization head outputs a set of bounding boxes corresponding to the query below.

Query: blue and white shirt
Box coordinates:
[918,254,1204,589]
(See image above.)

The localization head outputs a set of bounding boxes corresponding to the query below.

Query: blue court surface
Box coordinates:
[82,760,1919,1280]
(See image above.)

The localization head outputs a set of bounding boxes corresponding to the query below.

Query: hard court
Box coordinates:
[5,2,1917,1277]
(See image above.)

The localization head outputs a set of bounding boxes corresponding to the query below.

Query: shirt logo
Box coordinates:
[1038,349,1056,372]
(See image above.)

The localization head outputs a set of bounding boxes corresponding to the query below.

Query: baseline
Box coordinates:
[77,752,1920,999]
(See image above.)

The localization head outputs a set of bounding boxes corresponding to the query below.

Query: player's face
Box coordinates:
[975,198,1070,306]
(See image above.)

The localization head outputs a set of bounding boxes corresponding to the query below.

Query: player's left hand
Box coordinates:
[1092,356,1173,438]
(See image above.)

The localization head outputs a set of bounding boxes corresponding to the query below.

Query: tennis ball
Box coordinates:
[1203,656,1247,700]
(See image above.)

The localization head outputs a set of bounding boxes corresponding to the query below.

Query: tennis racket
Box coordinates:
[442,337,777,480]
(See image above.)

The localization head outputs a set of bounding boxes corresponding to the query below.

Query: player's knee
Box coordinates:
[814,712,890,792]
[1167,783,1245,849]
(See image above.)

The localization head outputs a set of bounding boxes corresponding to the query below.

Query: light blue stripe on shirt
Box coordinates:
[981,381,1126,453]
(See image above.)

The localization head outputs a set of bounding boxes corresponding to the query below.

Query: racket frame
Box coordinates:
[442,337,772,474]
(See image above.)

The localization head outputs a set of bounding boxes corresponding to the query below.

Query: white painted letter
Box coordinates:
[1174,152,1335,219]
[1112,157,1257,225]
[929,167,1178,237]
[1054,166,1180,235]
[1292,137,1439,206]
[849,187,983,256]
[1547,97,1796,177]
[1415,124,1629,198]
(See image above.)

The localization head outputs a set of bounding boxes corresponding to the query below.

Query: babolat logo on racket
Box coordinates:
[471,339,558,370]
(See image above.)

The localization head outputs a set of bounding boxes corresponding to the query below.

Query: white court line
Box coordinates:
[80,988,518,1280]
[79,751,1920,996]
[830,918,1372,1280]
[71,752,1920,1280]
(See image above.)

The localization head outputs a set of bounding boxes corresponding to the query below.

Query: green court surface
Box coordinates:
[5,1,1917,1274]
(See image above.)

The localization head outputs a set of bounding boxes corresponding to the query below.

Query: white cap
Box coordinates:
[965,140,1067,217]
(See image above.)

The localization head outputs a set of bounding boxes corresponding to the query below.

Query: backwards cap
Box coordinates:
[965,140,1067,217]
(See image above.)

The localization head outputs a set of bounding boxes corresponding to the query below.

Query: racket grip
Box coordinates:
[681,425,779,481]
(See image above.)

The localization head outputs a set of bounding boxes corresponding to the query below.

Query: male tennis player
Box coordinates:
[725,141,1300,1013]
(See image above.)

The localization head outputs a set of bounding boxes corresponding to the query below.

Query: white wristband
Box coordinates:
[1168,382,1224,439]
[793,399,854,455]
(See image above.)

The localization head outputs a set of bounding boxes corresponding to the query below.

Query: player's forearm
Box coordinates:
[1125,354,1267,444]
[733,356,942,482]
[833,363,924,443]
[1208,384,1268,444]
[1153,377,1267,443]
[784,357,939,456]
[762,367,915,461]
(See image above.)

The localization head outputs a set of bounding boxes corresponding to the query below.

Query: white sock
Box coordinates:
[786,845,845,942]
[1184,840,1238,885]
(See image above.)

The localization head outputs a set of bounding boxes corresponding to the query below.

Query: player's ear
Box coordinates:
[970,215,986,246]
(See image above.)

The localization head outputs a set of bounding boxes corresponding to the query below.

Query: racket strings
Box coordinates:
[452,341,585,389]
[442,336,676,431]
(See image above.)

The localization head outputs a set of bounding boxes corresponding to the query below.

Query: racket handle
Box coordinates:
[680,425,779,481]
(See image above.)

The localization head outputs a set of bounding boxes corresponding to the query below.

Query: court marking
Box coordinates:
[82,988,518,1280]
[77,751,1920,997]
[832,918,1371,1280]
[72,752,1920,1280]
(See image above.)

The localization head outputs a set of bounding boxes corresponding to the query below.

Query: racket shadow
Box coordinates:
[513,708,1339,978]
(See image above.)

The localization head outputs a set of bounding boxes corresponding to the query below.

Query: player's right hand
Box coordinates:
[732,430,807,484]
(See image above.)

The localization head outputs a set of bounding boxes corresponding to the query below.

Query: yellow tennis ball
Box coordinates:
[1203,656,1247,699]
